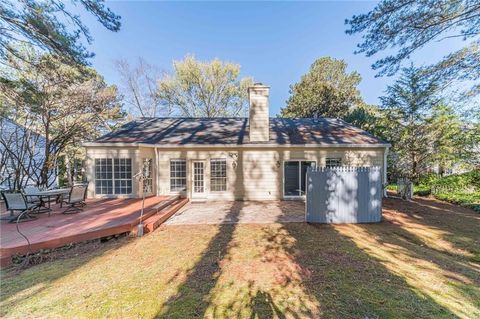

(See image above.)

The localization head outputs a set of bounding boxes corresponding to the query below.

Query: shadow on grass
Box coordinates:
[383,196,480,260]
[155,198,472,318]
[0,236,129,315]
[247,284,285,319]
[3,197,478,318]
[273,222,465,318]
[155,201,242,318]
[0,197,169,312]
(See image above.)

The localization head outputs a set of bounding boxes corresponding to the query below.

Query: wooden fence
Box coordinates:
[305,166,382,224]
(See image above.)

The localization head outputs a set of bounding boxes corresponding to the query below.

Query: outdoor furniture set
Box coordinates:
[0,184,88,223]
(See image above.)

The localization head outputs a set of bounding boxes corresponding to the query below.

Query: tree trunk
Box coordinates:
[40,118,51,188]
[439,164,445,177]
[411,152,418,183]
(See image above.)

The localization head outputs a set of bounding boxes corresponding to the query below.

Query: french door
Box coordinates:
[191,161,206,199]
[283,161,316,197]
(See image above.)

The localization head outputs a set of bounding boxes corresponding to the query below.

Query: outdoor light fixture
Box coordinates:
[229,152,238,169]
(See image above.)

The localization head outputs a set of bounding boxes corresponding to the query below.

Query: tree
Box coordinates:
[0,49,124,187]
[343,103,387,138]
[380,65,441,181]
[346,0,480,97]
[461,110,480,168]
[280,57,363,118]
[0,0,121,67]
[157,55,254,117]
[115,57,168,118]
[426,105,468,175]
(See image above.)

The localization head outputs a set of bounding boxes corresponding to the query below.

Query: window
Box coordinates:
[95,158,132,195]
[142,158,153,194]
[210,158,227,192]
[170,160,186,192]
[325,157,342,168]
[193,162,205,193]
[283,161,316,196]
[95,159,113,194]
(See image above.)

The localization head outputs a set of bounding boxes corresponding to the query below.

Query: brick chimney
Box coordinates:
[248,83,270,142]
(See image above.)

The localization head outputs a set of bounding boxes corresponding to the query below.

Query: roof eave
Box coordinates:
[84,142,391,148]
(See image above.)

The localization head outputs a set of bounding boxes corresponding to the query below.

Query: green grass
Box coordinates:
[1,197,480,319]
[434,192,480,212]
[386,183,431,195]
[388,170,480,212]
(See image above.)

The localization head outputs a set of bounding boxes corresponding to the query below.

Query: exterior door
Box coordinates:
[191,161,206,199]
[283,161,316,198]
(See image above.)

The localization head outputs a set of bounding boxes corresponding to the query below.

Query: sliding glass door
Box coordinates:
[283,161,316,197]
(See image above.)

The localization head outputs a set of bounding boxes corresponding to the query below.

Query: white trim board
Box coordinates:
[84,142,391,148]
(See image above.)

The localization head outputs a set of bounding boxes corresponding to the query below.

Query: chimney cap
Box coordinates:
[248,83,270,92]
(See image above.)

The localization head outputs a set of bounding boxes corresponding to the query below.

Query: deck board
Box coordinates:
[0,196,175,265]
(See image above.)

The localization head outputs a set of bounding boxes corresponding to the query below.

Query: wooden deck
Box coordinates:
[0,196,187,266]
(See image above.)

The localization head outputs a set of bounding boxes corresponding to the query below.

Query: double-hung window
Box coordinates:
[95,159,113,194]
[210,158,227,192]
[95,158,132,195]
[170,160,186,192]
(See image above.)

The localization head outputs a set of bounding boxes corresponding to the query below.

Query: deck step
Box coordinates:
[142,198,189,234]
[129,196,179,229]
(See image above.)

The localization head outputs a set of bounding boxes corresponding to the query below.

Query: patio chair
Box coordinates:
[23,185,42,206]
[1,192,38,223]
[61,185,88,214]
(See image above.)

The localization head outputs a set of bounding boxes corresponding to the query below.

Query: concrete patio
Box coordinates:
[166,200,305,225]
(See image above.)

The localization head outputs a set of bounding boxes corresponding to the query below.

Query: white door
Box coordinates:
[191,161,206,200]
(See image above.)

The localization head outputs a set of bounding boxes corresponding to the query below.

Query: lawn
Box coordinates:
[387,183,480,212]
[1,197,479,319]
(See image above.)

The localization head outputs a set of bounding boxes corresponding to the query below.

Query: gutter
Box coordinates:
[83,142,392,149]
[383,146,390,198]
[154,146,159,196]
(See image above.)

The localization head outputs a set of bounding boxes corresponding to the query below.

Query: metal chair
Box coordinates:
[23,185,42,206]
[61,185,88,214]
[1,192,38,223]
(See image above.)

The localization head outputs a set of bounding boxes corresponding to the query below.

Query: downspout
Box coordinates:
[154,146,159,196]
[383,146,389,198]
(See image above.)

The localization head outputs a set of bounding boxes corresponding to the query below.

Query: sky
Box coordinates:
[79,1,466,116]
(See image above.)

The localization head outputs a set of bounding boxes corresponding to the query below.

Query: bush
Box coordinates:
[431,170,480,194]
[389,171,480,212]
[421,171,480,212]
[434,192,480,213]
[414,184,431,196]
[418,173,441,187]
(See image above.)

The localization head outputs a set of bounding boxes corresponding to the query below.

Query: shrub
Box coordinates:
[434,192,480,213]
[431,170,480,194]
[418,173,441,187]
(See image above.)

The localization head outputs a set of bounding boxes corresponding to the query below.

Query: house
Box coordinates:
[83,84,390,201]
[0,117,57,190]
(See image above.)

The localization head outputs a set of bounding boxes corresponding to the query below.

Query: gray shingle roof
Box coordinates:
[93,117,387,146]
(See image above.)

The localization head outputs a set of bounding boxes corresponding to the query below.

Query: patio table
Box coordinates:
[25,188,70,215]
